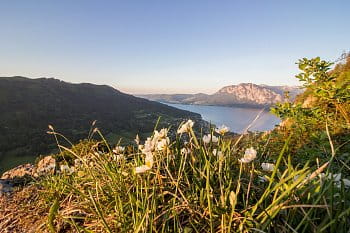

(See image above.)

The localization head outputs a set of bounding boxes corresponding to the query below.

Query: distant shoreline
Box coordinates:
[158,101,273,111]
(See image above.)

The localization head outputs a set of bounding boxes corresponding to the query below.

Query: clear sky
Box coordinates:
[0,1,349,94]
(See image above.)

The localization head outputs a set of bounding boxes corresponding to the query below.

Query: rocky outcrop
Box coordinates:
[215,83,284,105]
[301,95,319,108]
[1,164,34,180]
[0,164,34,196]
[0,180,13,196]
[35,155,56,176]
[0,156,56,196]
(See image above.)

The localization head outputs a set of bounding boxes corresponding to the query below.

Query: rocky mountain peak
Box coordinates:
[216,83,284,105]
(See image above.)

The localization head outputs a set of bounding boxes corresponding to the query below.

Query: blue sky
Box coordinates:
[0,1,349,94]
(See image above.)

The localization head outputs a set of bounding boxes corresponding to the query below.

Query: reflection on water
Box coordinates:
[165,103,280,133]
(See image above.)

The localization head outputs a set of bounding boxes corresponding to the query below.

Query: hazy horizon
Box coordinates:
[1,75,303,95]
[1,1,349,94]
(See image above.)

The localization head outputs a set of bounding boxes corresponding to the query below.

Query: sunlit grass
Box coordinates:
[35,120,350,232]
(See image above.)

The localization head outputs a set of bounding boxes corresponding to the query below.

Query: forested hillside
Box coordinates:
[0,77,203,172]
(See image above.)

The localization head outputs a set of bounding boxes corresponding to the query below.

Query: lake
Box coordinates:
[164,103,280,133]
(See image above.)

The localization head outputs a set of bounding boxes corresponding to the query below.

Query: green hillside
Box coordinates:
[0,77,203,172]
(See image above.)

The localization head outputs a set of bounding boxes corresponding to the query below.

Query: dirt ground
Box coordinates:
[0,185,48,233]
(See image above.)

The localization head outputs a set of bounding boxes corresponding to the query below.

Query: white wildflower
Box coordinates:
[142,137,155,154]
[203,134,219,144]
[324,174,350,188]
[181,148,191,155]
[177,119,194,134]
[74,159,83,167]
[317,172,326,179]
[158,128,168,138]
[213,149,224,161]
[342,178,350,188]
[328,173,342,182]
[113,154,125,161]
[156,138,169,151]
[134,128,168,173]
[215,125,230,135]
[261,162,275,172]
[135,134,140,145]
[113,146,125,154]
[218,152,224,161]
[145,152,154,168]
[60,164,75,174]
[212,149,222,156]
[212,135,219,143]
[135,165,152,174]
[153,130,160,140]
[238,147,257,163]
[202,135,210,144]
[112,146,125,161]
[135,152,154,174]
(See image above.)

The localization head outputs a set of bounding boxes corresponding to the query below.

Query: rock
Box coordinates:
[302,95,318,108]
[0,164,35,196]
[0,179,13,196]
[34,155,56,176]
[0,156,56,180]
[1,164,34,180]
[0,156,57,196]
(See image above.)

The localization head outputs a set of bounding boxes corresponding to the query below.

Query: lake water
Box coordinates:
[165,103,280,133]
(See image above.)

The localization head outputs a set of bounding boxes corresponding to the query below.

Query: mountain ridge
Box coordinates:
[139,83,303,108]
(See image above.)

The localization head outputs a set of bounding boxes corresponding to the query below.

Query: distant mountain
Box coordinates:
[140,94,194,104]
[0,76,203,172]
[260,85,303,99]
[140,83,303,108]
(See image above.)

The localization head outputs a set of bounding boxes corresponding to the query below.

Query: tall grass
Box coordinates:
[37,121,350,232]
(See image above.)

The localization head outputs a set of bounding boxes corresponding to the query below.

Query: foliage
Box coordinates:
[272,56,350,129]
[270,55,350,168]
